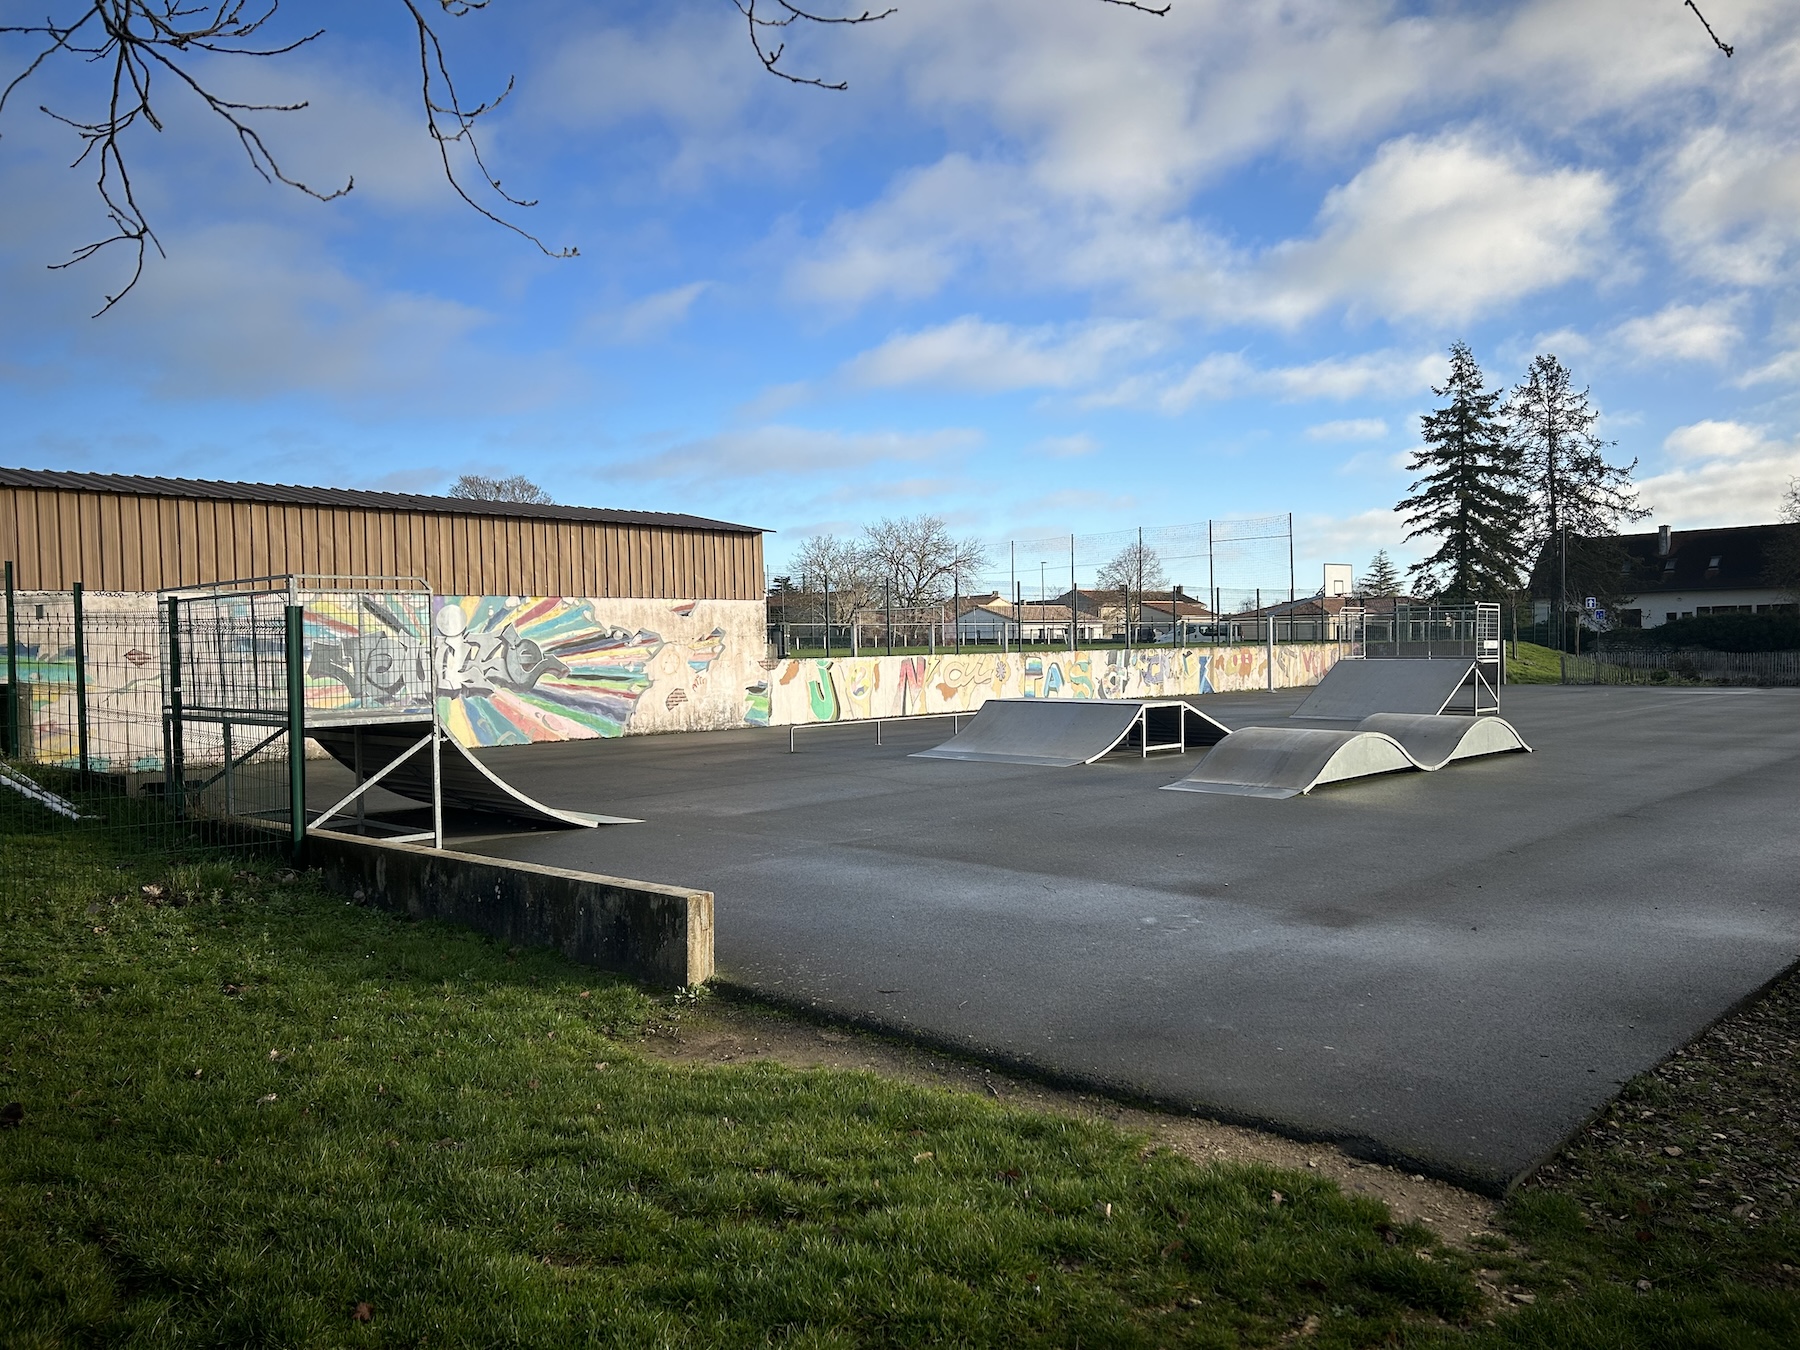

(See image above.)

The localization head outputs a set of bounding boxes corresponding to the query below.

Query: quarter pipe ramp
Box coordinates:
[313,723,635,829]
[1291,657,1491,720]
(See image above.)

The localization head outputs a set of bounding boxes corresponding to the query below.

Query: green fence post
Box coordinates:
[166,595,185,820]
[286,604,307,861]
[4,561,16,758]
[72,582,89,774]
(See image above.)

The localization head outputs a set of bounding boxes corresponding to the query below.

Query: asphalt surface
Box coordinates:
[380,684,1800,1193]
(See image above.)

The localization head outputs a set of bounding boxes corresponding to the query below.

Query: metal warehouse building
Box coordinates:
[0,468,764,599]
[0,468,771,747]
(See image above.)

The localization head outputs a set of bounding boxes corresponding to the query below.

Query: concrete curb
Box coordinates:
[305,830,714,989]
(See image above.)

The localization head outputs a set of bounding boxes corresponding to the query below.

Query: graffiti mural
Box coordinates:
[765,644,1344,727]
[433,596,766,746]
[304,592,434,718]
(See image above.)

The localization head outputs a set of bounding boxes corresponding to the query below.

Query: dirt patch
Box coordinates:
[1524,958,1800,1246]
[642,995,1498,1247]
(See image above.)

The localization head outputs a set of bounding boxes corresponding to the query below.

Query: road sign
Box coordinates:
[1584,596,1597,609]
[1594,609,1607,622]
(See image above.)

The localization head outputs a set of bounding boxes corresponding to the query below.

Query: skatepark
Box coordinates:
[308,669,1800,1195]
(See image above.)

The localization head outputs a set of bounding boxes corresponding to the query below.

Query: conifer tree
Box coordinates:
[1359,550,1402,596]
[1507,354,1648,638]
[1395,342,1529,599]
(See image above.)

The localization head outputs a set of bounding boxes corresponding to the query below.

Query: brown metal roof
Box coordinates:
[0,467,764,535]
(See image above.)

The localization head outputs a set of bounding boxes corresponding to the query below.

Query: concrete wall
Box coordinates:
[10,586,1345,766]
[306,829,714,989]
[764,643,1345,725]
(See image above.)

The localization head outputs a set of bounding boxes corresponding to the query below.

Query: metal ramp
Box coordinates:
[1355,713,1532,769]
[1291,657,1496,720]
[911,698,1230,768]
[1163,727,1416,799]
[312,722,636,830]
[1162,713,1531,799]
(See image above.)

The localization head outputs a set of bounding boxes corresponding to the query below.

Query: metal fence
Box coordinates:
[0,569,306,897]
[1562,648,1800,687]
[772,514,1301,658]
[1363,603,1502,662]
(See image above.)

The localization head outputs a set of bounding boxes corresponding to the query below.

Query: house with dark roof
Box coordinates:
[1613,522,1798,628]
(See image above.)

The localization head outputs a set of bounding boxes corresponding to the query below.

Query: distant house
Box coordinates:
[1049,587,1212,640]
[1613,523,1798,628]
[954,599,1103,644]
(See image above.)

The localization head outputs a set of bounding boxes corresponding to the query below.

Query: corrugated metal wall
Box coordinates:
[0,486,764,599]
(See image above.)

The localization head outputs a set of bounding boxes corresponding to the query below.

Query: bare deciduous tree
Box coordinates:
[447,473,551,504]
[1095,539,1164,632]
[792,531,882,620]
[1,1,1172,314]
[859,514,987,608]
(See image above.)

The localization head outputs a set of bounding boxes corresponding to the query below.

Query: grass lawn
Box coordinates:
[1503,642,1565,685]
[2,830,1795,1347]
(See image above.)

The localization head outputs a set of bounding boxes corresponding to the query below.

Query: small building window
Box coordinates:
[1708,555,1722,567]
[1663,558,1677,571]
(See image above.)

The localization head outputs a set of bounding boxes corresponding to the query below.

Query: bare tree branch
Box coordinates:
[732,1,897,90]
[1,1,1173,313]
[1684,1,1733,58]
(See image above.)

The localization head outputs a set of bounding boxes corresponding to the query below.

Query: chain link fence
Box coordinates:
[770,514,1299,657]
[1,572,305,901]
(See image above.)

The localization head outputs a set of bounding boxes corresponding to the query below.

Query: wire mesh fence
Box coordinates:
[1,576,304,902]
[769,514,1301,657]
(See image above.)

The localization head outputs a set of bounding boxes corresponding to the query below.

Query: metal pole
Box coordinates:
[3,562,15,758]
[167,595,185,821]
[286,604,307,860]
[1009,542,1016,652]
[1288,512,1295,603]
[1069,534,1077,656]
[1264,588,1274,691]
[1207,521,1214,643]
[824,573,832,660]
[1039,561,1046,651]
[72,581,89,774]
[954,575,961,654]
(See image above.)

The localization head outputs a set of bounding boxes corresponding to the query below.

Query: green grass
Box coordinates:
[1,833,1475,1348]
[3,829,1795,1347]
[1503,642,1565,685]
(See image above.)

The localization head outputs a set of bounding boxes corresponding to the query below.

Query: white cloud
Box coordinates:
[1612,300,1741,364]
[1306,418,1389,442]
[1089,348,1443,414]
[1035,434,1099,459]
[613,424,981,483]
[1662,420,1768,462]
[1337,448,1412,476]
[1240,131,1616,326]
[842,316,1156,392]
[585,282,709,344]
[1737,349,1800,388]
[1640,421,1800,527]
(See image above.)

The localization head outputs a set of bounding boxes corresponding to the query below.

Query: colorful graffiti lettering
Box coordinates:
[435,597,660,745]
[766,644,1337,726]
[432,597,763,746]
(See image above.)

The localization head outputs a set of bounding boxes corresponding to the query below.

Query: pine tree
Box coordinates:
[1359,550,1402,596]
[1507,354,1648,637]
[1395,342,1529,599]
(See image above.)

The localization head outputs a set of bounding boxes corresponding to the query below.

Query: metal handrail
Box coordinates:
[786,710,970,752]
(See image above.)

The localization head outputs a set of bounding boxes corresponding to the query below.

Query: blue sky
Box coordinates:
[2,0,1797,595]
